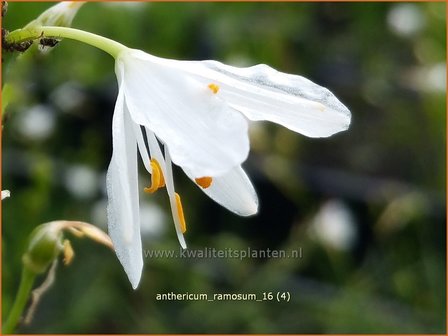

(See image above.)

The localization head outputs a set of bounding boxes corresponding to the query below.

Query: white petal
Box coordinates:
[106,77,142,289]
[117,50,250,177]
[177,60,351,138]
[185,166,258,217]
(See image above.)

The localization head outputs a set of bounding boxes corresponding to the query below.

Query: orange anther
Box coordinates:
[175,193,187,233]
[208,83,220,94]
[195,176,213,189]
[144,159,165,193]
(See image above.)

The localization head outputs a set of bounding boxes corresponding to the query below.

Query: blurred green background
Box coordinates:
[2,1,446,334]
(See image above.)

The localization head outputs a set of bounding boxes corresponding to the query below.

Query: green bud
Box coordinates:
[22,222,64,274]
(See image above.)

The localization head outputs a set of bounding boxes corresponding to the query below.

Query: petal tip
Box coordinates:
[125,257,143,290]
[241,200,259,217]
[130,277,141,290]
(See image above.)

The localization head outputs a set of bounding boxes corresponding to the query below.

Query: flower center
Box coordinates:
[144,159,165,193]
[195,176,213,189]
[175,193,187,233]
[208,83,220,94]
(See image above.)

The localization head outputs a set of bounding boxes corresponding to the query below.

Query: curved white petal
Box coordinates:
[176,60,351,138]
[185,166,258,217]
[106,73,142,289]
[116,49,250,178]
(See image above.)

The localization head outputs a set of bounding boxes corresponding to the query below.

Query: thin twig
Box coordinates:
[23,260,58,325]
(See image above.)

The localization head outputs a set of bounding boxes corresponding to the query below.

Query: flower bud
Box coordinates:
[22,222,64,274]
[24,2,85,29]
[21,220,112,275]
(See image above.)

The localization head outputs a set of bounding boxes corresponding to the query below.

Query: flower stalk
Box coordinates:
[4,26,126,58]
[2,268,36,334]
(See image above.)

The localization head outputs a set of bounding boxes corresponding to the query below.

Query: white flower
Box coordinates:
[108,48,351,288]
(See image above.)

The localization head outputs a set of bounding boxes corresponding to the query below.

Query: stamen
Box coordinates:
[175,193,187,233]
[63,240,74,265]
[195,176,213,189]
[144,159,165,193]
[208,83,220,94]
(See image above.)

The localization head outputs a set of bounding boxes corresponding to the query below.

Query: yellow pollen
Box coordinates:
[175,193,187,233]
[195,176,213,189]
[144,159,165,193]
[208,83,220,94]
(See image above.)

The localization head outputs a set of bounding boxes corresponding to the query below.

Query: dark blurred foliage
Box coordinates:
[2,2,446,334]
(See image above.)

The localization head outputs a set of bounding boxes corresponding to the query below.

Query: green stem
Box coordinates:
[5,26,127,58]
[2,268,36,334]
